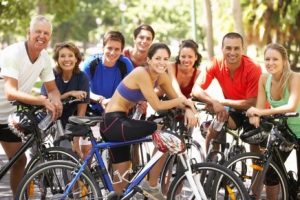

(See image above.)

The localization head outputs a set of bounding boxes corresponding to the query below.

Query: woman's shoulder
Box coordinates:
[290,72,300,83]
[260,73,269,83]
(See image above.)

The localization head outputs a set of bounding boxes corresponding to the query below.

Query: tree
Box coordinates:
[0,0,35,44]
[204,0,214,59]
[242,0,300,70]
[231,0,244,39]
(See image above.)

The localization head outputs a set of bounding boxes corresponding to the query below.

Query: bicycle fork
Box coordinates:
[179,153,207,200]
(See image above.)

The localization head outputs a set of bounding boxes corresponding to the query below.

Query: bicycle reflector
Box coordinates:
[152,130,186,154]
[8,111,34,138]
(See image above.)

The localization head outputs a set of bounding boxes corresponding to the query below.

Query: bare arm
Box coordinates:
[167,63,185,98]
[192,78,224,113]
[248,73,300,117]
[247,74,300,127]
[138,71,185,111]
[4,76,47,105]
[61,90,87,101]
[43,81,63,119]
[77,103,87,117]
[158,72,198,127]
[220,98,256,110]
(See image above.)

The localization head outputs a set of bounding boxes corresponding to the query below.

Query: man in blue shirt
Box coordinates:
[82,31,133,114]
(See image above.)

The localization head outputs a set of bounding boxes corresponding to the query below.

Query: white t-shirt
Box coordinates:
[0,41,54,124]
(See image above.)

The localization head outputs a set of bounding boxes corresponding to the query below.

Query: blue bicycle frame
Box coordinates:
[62,134,164,198]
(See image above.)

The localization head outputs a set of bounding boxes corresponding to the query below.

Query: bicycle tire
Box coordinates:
[25,146,80,174]
[167,162,250,200]
[224,152,289,199]
[160,139,205,196]
[16,160,101,199]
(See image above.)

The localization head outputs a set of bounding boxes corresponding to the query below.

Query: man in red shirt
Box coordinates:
[192,32,262,153]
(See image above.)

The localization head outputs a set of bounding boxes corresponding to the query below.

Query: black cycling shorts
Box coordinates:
[229,109,255,132]
[100,112,157,164]
[0,124,22,142]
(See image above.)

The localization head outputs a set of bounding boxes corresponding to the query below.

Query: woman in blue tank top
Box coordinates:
[100,43,198,196]
[246,43,300,199]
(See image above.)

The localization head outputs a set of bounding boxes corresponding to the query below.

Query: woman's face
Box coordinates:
[134,30,153,53]
[264,48,284,75]
[58,47,77,72]
[179,47,197,68]
[103,40,122,66]
[148,49,170,74]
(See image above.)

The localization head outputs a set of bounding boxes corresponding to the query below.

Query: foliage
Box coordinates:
[0,0,35,44]
[1,0,299,70]
[241,0,300,70]
[0,0,204,52]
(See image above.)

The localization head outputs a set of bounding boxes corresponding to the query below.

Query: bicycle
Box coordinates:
[205,120,247,164]
[0,99,80,182]
[16,113,250,199]
[223,112,300,199]
[193,98,247,164]
[155,105,206,196]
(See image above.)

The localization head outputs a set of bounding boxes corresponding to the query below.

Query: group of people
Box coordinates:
[0,14,299,200]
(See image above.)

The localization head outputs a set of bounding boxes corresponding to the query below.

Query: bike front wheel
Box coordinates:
[167,162,249,200]
[16,160,101,199]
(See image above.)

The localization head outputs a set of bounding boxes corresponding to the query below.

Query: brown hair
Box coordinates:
[103,31,125,50]
[133,24,155,40]
[175,39,202,68]
[147,43,171,59]
[264,43,291,92]
[53,42,82,74]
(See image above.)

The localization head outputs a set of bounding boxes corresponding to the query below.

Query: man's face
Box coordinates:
[28,21,52,52]
[134,30,153,53]
[222,38,243,66]
[103,40,122,66]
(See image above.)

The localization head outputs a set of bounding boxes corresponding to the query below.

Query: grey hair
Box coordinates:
[29,15,52,34]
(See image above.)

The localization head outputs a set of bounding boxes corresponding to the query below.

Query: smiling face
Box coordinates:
[103,40,122,66]
[222,37,243,67]
[264,48,284,75]
[148,48,170,74]
[28,21,52,52]
[57,47,77,73]
[134,29,153,53]
[179,47,198,69]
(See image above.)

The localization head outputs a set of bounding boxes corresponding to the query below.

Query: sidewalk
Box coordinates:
[0,145,13,200]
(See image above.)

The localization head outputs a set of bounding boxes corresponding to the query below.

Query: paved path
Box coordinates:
[0,146,13,200]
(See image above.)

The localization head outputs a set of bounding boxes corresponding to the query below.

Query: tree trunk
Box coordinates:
[231,0,245,39]
[204,0,214,59]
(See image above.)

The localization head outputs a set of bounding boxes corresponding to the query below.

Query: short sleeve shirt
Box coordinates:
[41,71,90,127]
[200,55,261,100]
[0,42,54,123]
[81,54,133,112]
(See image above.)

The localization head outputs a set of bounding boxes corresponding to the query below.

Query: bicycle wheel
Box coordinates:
[160,140,205,196]
[16,160,101,199]
[224,152,288,200]
[25,146,80,174]
[167,162,249,200]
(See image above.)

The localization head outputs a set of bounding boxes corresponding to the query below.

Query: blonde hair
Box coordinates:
[264,43,292,92]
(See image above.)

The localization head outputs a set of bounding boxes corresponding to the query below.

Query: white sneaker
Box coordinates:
[140,180,166,200]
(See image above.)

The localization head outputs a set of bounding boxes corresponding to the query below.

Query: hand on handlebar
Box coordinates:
[70,90,87,101]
